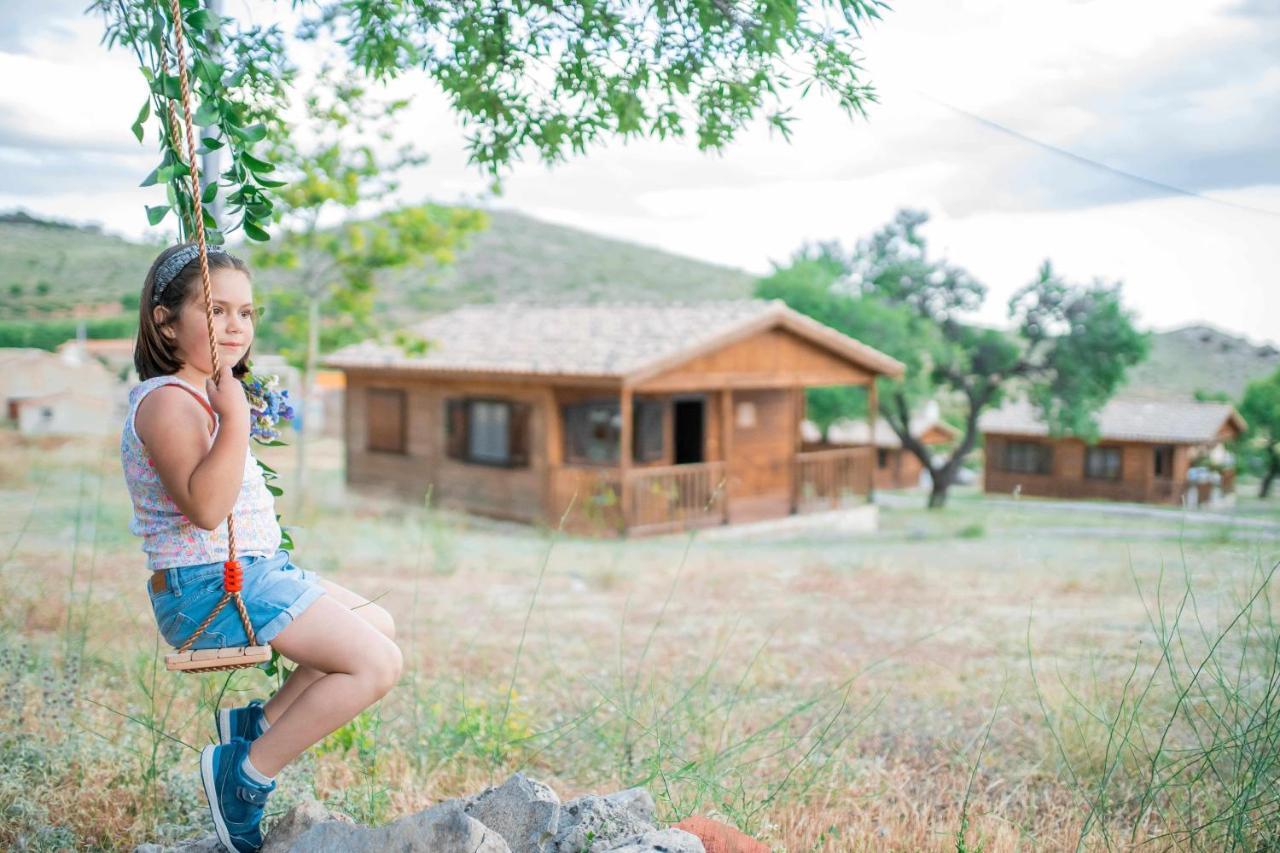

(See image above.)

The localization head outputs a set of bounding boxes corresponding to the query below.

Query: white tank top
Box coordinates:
[120,375,281,570]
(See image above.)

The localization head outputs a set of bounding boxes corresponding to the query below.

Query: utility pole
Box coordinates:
[200,0,225,226]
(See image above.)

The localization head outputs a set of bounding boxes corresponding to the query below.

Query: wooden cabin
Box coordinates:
[325,300,904,535]
[801,405,958,490]
[979,398,1246,506]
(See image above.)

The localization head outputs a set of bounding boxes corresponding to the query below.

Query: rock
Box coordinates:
[603,788,656,825]
[261,799,355,852]
[671,816,768,853]
[282,799,510,852]
[551,789,658,853]
[133,836,222,853]
[464,772,561,853]
[601,828,706,853]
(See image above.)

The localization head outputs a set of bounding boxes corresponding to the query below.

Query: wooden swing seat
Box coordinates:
[166,645,272,672]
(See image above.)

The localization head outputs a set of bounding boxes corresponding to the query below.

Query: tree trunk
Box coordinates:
[294,295,320,516]
[1261,452,1279,498]
[927,464,954,508]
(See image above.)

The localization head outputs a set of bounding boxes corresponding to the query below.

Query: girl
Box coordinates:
[121,243,403,852]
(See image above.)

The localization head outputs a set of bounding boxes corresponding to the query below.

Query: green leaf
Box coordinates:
[201,181,218,204]
[145,205,170,226]
[202,207,218,229]
[230,123,268,143]
[139,166,161,188]
[255,176,288,188]
[265,483,283,497]
[130,100,150,143]
[193,101,220,127]
[242,219,271,242]
[186,8,220,31]
[200,135,224,151]
[240,152,276,174]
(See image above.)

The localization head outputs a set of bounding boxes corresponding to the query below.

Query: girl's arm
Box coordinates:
[135,368,251,530]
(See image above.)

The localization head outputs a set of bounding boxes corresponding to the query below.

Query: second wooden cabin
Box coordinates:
[326,300,904,535]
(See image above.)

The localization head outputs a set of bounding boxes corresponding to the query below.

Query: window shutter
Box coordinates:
[508,401,531,467]
[634,400,664,462]
[367,389,406,454]
[445,399,467,460]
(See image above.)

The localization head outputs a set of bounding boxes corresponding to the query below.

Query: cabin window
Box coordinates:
[1153,445,1175,478]
[877,448,890,469]
[1004,441,1052,475]
[445,398,530,467]
[563,398,665,465]
[366,388,407,454]
[1084,446,1122,480]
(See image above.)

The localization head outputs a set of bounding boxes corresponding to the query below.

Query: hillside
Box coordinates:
[0,209,755,325]
[2,211,1276,402]
[1122,324,1280,401]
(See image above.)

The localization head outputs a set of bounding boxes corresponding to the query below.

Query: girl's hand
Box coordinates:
[206,365,249,427]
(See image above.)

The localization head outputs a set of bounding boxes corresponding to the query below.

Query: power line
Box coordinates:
[916,90,1280,220]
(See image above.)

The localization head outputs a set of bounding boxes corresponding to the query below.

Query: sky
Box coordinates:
[1,0,1277,344]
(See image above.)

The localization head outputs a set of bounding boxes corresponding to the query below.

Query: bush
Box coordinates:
[0,317,137,350]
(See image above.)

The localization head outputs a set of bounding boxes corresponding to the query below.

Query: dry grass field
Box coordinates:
[2,430,1277,851]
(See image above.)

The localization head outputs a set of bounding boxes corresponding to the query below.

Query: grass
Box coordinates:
[1,429,1278,850]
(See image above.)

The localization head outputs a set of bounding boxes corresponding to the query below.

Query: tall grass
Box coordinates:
[1029,556,1280,850]
[2,431,1278,850]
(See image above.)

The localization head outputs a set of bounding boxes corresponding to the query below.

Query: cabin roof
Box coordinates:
[978,398,1247,445]
[325,299,904,380]
[803,413,959,448]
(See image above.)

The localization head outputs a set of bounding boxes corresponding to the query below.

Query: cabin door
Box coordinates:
[673,398,706,464]
[727,389,793,523]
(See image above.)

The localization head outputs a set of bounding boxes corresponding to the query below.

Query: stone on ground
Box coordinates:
[463,771,561,853]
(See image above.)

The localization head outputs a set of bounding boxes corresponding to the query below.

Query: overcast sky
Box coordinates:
[1,0,1277,344]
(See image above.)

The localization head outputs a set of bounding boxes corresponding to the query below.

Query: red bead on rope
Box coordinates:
[223,559,243,593]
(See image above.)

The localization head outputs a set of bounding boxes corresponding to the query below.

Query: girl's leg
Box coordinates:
[261,580,395,725]
[247,595,402,776]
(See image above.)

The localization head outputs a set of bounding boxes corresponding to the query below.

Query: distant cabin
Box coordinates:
[0,347,123,436]
[326,300,904,535]
[979,398,1246,507]
[801,405,958,490]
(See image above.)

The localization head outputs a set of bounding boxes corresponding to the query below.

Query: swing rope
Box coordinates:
[164,0,263,672]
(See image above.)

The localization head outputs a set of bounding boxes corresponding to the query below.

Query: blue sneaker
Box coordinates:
[200,737,275,852]
[216,699,268,746]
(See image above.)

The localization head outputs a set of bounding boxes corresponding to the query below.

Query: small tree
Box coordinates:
[1238,367,1280,498]
[759,210,1149,508]
[252,73,486,507]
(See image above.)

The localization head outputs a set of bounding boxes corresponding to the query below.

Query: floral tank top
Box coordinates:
[121,375,282,570]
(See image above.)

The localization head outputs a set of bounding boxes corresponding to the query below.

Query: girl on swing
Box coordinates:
[121,243,403,852]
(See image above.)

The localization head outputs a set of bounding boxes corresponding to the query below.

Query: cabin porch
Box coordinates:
[545,385,875,535]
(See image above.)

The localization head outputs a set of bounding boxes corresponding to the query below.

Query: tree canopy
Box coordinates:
[96,0,889,243]
[1238,367,1280,498]
[758,209,1149,506]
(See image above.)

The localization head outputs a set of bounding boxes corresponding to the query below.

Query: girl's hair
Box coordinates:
[134,243,253,380]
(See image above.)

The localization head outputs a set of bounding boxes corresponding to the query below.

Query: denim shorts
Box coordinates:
[146,549,326,650]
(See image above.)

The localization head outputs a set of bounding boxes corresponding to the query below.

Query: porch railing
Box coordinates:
[794,446,874,512]
[625,461,728,533]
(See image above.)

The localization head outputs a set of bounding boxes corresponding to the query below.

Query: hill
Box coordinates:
[0,209,755,325]
[2,211,1276,402]
[1122,325,1280,401]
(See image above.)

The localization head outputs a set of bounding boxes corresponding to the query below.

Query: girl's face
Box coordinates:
[158,267,256,376]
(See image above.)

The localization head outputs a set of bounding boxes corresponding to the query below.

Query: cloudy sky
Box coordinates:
[1,0,1277,343]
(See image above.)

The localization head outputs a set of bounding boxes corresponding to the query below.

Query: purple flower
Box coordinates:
[241,370,295,444]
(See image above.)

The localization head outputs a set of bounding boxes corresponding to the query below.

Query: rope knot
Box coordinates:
[223,559,243,593]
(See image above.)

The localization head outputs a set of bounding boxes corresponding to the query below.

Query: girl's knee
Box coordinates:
[365,638,402,696]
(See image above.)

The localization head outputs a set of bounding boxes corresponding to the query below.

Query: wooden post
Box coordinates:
[792,386,804,513]
[543,387,563,525]
[720,387,733,523]
[619,384,633,531]
[866,380,878,502]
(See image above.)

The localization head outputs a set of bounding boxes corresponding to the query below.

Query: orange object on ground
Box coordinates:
[672,815,769,853]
